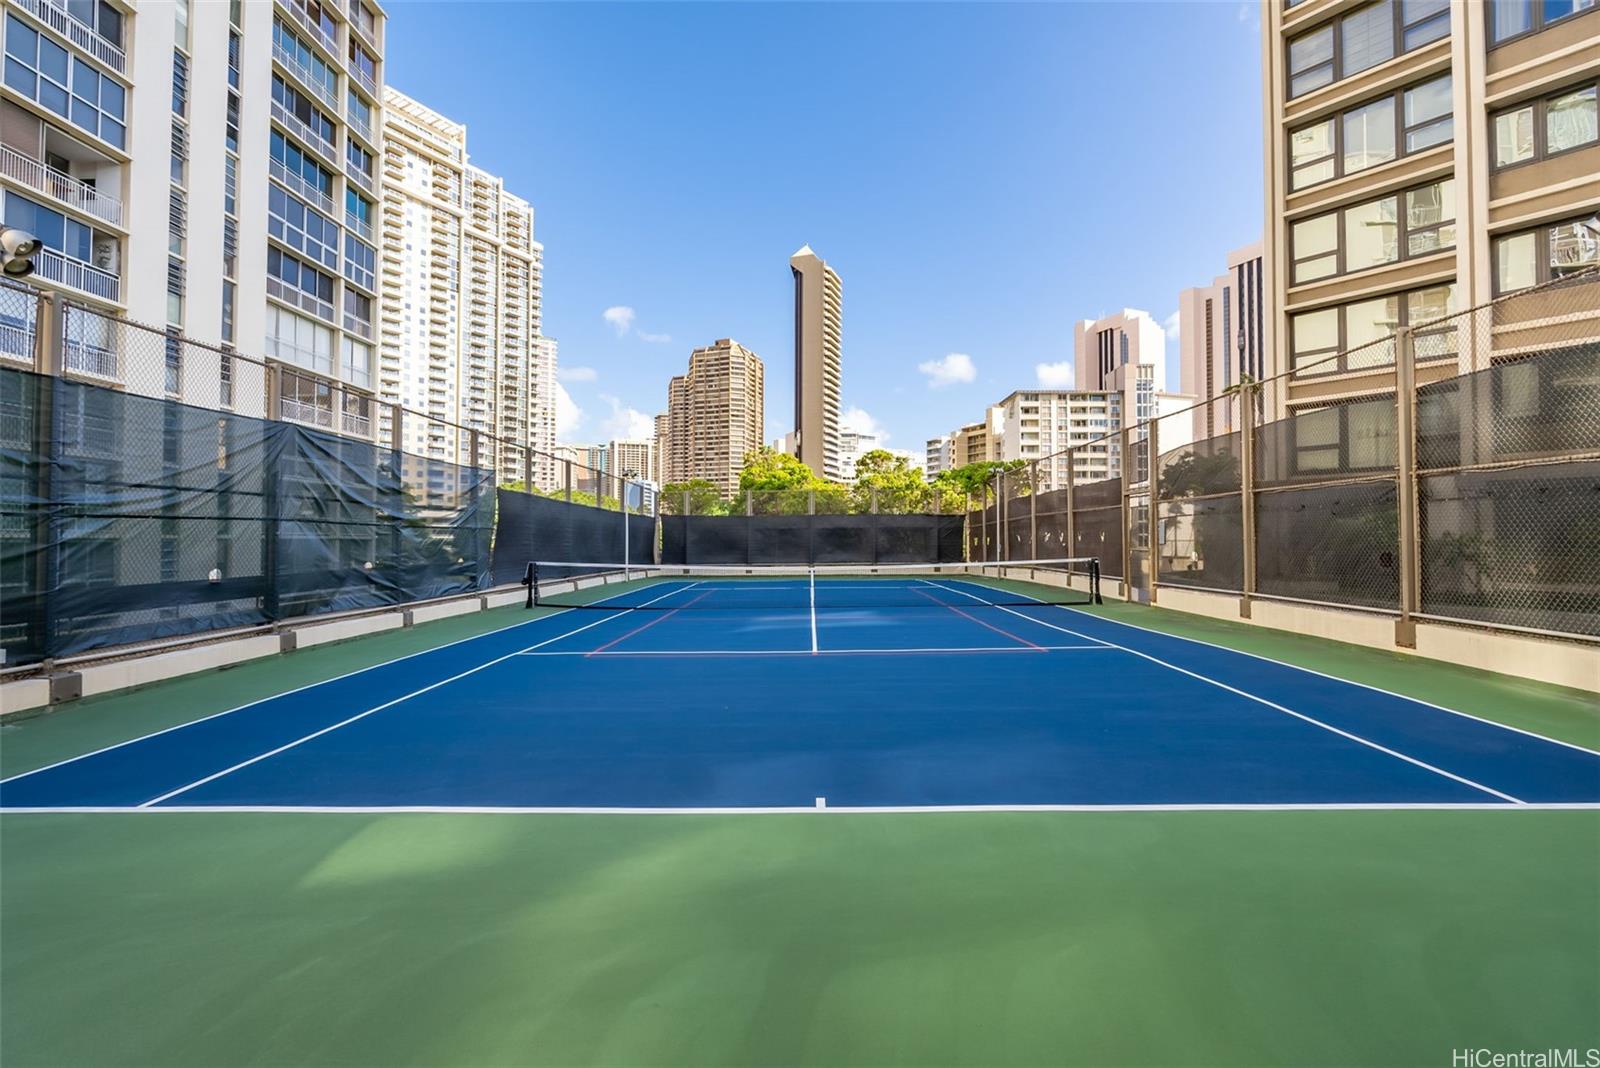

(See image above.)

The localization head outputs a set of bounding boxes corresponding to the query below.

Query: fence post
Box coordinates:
[1147,416,1159,605]
[808,489,815,515]
[1119,426,1132,599]
[870,485,879,515]
[564,460,572,503]
[682,489,691,516]
[29,292,63,659]
[1394,326,1420,648]
[1239,386,1257,619]
[390,403,405,581]
[1029,460,1038,561]
[745,489,754,516]
[965,491,974,562]
[1064,448,1076,565]
[262,362,284,622]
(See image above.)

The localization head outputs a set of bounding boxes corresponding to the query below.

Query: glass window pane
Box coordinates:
[1407,284,1456,327]
[1494,232,1538,292]
[1550,221,1600,278]
[1544,0,1597,23]
[1289,26,1334,97]
[39,79,69,118]
[1290,119,1335,188]
[1345,197,1401,270]
[5,16,37,62]
[38,38,67,84]
[1404,75,1451,125]
[1293,215,1340,283]
[1347,402,1395,468]
[1494,106,1535,166]
[1343,2,1396,76]
[3,57,34,96]
[1292,308,1339,366]
[1344,98,1397,172]
[1406,117,1453,152]
[98,77,123,119]
[1547,86,1598,154]
[1491,0,1532,40]
[1406,179,1452,229]
[1346,295,1401,369]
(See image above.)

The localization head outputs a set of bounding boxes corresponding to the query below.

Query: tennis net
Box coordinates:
[522,558,1102,610]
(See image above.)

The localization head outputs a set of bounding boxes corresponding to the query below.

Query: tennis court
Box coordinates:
[5,563,1596,813]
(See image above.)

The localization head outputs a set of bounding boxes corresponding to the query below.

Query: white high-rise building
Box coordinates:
[378,86,551,475]
[1073,308,1195,478]
[1178,242,1266,442]
[924,434,955,479]
[837,426,880,481]
[992,390,1127,486]
[1,0,388,427]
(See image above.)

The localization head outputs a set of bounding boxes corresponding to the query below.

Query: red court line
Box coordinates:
[912,588,1046,651]
[586,591,714,656]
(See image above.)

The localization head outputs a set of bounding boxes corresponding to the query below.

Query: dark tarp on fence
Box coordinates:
[1,366,493,665]
[661,514,965,566]
[490,488,655,585]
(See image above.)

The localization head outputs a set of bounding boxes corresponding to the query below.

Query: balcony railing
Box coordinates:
[344,162,374,195]
[64,338,118,379]
[266,276,335,323]
[342,313,373,339]
[33,247,119,302]
[342,408,372,438]
[0,320,35,363]
[271,37,340,113]
[270,100,338,166]
[347,111,374,146]
[279,396,336,429]
[269,157,336,215]
[13,0,126,73]
[350,64,377,98]
[344,213,374,242]
[1,146,123,227]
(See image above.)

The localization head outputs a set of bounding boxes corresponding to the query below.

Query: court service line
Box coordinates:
[586,586,709,656]
[925,581,1525,805]
[516,645,1111,656]
[135,584,694,808]
[912,588,1045,651]
[1050,603,1600,759]
[0,587,659,788]
[7,802,1597,815]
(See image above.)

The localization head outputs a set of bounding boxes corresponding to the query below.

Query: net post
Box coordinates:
[523,561,537,609]
[1090,557,1102,605]
[1239,384,1257,619]
[1394,326,1419,648]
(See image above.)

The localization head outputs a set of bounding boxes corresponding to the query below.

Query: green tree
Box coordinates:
[851,449,929,514]
[739,447,830,514]
[660,479,727,515]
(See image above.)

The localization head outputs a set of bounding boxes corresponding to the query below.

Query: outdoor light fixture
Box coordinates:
[1,227,39,278]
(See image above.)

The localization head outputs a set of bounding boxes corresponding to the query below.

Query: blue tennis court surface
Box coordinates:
[3,577,1598,810]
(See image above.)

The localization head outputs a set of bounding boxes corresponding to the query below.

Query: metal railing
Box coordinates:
[271,37,341,113]
[31,247,119,302]
[270,100,338,166]
[345,161,375,195]
[13,0,126,73]
[276,0,339,57]
[0,145,124,227]
[269,157,337,216]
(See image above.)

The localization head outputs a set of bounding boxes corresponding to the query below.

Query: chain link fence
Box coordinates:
[978,268,1600,642]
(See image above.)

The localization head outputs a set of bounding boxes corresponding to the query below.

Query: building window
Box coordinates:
[4,192,92,262]
[1493,218,1600,294]
[270,130,334,198]
[172,51,188,116]
[174,0,190,47]
[227,32,241,90]
[1292,180,1453,284]
[1289,75,1450,191]
[1492,82,1599,169]
[271,74,336,147]
[3,16,126,148]
[221,280,236,344]
[64,0,124,48]
[265,304,333,374]
[268,185,339,270]
[1287,1,1449,100]
[350,0,377,40]
[222,217,238,277]
[1290,283,1457,375]
[341,337,372,389]
[267,246,335,318]
[170,123,188,184]
[272,20,338,100]
[1490,0,1598,44]
[345,140,373,178]
[343,234,375,290]
[225,93,240,153]
[224,155,239,216]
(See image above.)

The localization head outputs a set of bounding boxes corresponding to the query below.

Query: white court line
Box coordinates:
[515,646,1109,657]
[809,569,819,654]
[1049,602,1600,758]
[135,584,694,808]
[7,802,1595,815]
[926,581,1525,805]
[0,587,661,788]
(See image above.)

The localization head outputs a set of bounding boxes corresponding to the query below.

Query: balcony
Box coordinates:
[345,161,374,196]
[271,38,341,113]
[269,157,336,215]
[267,276,335,323]
[275,0,338,57]
[345,210,374,241]
[33,247,119,302]
[64,336,117,379]
[350,63,378,99]
[279,396,336,430]
[13,0,125,73]
[1,146,123,227]
[343,313,374,339]
[270,101,338,167]
[0,319,35,363]
[347,111,375,147]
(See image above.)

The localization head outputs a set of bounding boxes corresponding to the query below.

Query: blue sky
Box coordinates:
[385,1,1264,458]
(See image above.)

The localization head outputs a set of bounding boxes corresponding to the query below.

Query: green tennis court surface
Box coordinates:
[2,595,1596,1066]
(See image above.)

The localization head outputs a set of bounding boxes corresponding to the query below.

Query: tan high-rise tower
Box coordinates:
[789,245,843,482]
[663,339,765,498]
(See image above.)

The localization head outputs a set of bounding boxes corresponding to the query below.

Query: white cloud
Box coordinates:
[558,365,598,383]
[602,306,636,336]
[600,394,657,441]
[841,405,888,442]
[635,331,673,344]
[918,352,976,389]
[1163,310,1181,342]
[555,382,583,440]
[1035,361,1074,389]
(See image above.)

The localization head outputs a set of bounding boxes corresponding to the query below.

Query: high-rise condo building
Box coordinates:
[663,338,764,498]
[1,0,389,426]
[992,390,1127,485]
[653,412,669,484]
[789,244,842,481]
[1263,0,1600,419]
[924,434,955,479]
[837,426,880,480]
[378,87,552,478]
[607,439,655,483]
[1177,242,1266,441]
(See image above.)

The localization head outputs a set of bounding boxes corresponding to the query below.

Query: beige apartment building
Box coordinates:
[789,244,843,481]
[663,338,764,497]
[1263,0,1600,418]
[1178,242,1267,441]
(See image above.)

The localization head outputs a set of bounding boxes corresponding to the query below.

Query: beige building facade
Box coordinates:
[789,244,843,481]
[663,338,764,497]
[1263,0,1600,418]
[1178,242,1266,441]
